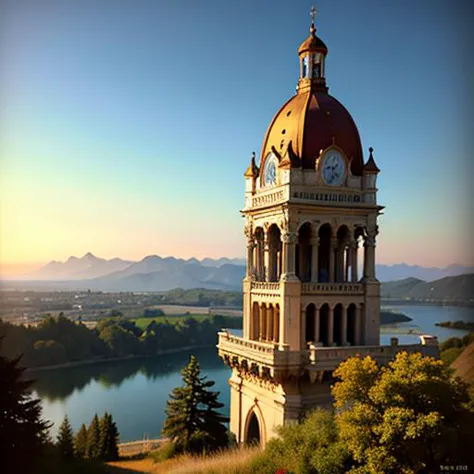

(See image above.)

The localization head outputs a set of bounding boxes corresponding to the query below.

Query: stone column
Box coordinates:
[264,236,270,282]
[355,305,362,345]
[314,306,320,343]
[259,305,265,341]
[345,245,350,282]
[363,231,376,281]
[351,239,358,283]
[266,305,273,341]
[281,231,298,281]
[329,237,337,283]
[246,236,255,279]
[310,236,319,282]
[273,306,280,343]
[341,306,348,345]
[328,306,334,346]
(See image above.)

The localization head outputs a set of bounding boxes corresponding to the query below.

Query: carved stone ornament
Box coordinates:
[282,231,297,244]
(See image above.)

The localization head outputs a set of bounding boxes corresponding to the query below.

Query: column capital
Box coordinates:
[310,236,320,245]
[282,231,298,244]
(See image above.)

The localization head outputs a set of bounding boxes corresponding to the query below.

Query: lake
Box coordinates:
[32,304,474,442]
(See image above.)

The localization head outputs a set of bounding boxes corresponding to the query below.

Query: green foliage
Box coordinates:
[98,412,119,461]
[162,355,229,455]
[143,308,165,318]
[441,347,463,366]
[148,441,178,463]
[0,351,51,473]
[57,415,75,459]
[436,320,474,330]
[250,410,350,474]
[332,352,474,473]
[86,414,101,460]
[0,313,242,368]
[74,423,88,459]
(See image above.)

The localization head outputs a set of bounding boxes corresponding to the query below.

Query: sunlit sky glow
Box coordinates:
[1,0,473,275]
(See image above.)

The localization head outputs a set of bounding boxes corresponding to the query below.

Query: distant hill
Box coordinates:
[18,253,133,280]
[375,263,474,282]
[381,274,474,303]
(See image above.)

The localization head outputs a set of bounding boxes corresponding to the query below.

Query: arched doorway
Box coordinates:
[246,411,260,445]
[333,304,343,346]
[318,224,332,282]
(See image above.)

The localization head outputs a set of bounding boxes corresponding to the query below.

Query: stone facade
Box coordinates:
[217,14,439,446]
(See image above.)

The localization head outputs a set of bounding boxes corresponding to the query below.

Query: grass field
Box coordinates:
[108,446,261,474]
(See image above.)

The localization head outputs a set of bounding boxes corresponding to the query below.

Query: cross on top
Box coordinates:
[310,5,318,25]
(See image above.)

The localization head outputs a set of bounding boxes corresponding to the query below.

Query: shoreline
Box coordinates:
[26,344,214,372]
[381,299,474,308]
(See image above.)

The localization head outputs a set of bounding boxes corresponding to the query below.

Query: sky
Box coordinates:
[1,0,473,275]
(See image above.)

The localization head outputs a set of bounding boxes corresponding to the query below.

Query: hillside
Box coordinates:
[452,342,474,384]
[381,273,474,304]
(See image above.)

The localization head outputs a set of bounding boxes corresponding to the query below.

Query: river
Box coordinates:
[31,304,473,442]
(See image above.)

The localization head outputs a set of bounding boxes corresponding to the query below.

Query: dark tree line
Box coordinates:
[0,313,241,368]
[57,413,119,462]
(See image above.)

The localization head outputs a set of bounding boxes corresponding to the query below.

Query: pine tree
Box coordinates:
[0,352,51,473]
[99,412,119,461]
[86,414,101,459]
[74,423,88,459]
[56,415,75,459]
[162,355,228,454]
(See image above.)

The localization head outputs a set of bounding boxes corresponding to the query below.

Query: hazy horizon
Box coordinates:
[2,0,473,272]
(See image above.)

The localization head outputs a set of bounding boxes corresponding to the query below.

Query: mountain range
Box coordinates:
[1,253,473,293]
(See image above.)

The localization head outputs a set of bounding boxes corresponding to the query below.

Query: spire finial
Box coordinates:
[310,5,318,34]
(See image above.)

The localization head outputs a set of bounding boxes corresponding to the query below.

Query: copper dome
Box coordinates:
[260,90,364,176]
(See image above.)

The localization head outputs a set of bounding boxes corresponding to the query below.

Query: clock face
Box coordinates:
[322,151,346,186]
[263,153,277,186]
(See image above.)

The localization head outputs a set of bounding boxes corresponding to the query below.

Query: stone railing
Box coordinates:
[306,340,439,370]
[291,190,363,205]
[250,186,287,209]
[301,283,363,295]
[251,281,280,291]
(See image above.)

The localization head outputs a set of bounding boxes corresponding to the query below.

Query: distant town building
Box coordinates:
[218,9,438,446]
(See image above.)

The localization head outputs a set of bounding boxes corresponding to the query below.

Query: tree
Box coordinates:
[86,414,101,459]
[74,423,88,459]
[99,412,119,461]
[162,355,228,454]
[56,415,75,459]
[0,352,51,473]
[332,352,474,473]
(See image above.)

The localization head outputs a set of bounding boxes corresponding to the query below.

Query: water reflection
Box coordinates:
[32,348,221,402]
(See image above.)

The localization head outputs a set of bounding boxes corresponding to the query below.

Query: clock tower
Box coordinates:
[218,10,438,446]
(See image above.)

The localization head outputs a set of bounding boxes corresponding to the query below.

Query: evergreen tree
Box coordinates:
[56,415,75,459]
[74,423,88,459]
[162,355,228,454]
[99,412,119,461]
[0,352,51,473]
[85,414,101,459]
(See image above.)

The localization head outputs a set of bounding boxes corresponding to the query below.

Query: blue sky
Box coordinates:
[1,0,473,273]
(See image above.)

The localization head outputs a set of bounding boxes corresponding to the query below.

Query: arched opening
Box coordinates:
[336,225,350,282]
[347,303,357,345]
[318,224,332,283]
[255,227,265,281]
[354,227,365,282]
[333,304,343,346]
[246,411,260,445]
[267,224,282,282]
[319,304,330,346]
[296,223,311,282]
[305,303,316,343]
